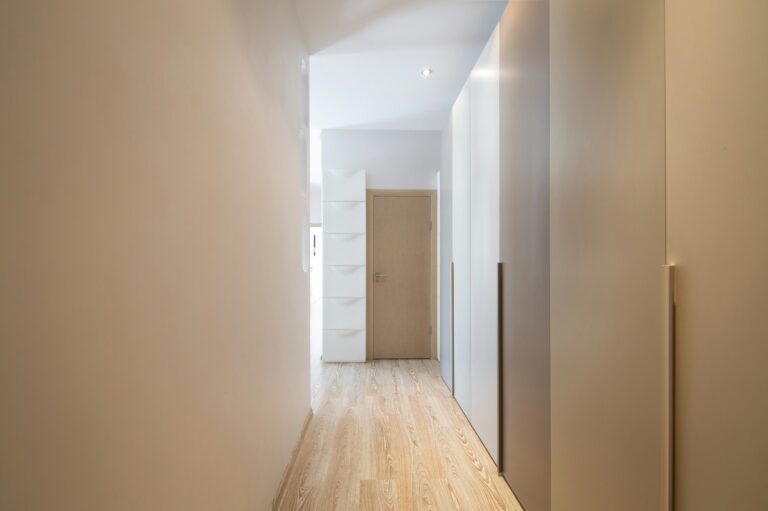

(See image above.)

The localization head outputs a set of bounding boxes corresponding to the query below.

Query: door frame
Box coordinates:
[366,189,438,360]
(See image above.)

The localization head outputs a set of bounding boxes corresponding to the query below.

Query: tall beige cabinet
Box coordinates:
[548,0,768,509]
[666,1,768,509]
[446,1,768,509]
[549,0,667,510]
[498,2,550,510]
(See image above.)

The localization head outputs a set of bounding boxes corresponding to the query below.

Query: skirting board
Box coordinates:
[272,409,314,511]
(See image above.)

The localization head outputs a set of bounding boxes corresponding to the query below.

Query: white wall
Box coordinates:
[309,183,322,225]
[309,129,323,183]
[309,128,323,225]
[322,130,440,189]
[0,1,309,509]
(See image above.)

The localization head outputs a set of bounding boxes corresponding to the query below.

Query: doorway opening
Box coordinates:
[309,224,322,404]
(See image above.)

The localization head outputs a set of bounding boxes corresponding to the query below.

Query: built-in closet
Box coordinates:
[441,1,767,510]
[449,27,501,465]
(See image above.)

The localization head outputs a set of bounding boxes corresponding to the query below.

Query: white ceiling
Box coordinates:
[295,0,508,130]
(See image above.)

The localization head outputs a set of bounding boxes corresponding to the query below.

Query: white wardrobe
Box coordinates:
[451,27,501,464]
[322,169,367,362]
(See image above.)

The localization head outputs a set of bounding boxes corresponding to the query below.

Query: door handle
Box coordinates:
[662,264,676,511]
[374,272,387,281]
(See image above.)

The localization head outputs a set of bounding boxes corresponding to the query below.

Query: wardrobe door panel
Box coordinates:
[550,1,666,509]
[499,2,551,509]
[667,1,768,508]
[439,124,453,390]
[451,83,472,415]
[469,27,500,464]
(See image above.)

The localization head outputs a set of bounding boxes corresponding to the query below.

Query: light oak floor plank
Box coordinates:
[279,360,523,511]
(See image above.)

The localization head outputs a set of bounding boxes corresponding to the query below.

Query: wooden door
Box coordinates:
[369,192,435,359]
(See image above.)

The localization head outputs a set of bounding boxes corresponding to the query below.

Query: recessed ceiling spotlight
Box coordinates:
[421,68,433,77]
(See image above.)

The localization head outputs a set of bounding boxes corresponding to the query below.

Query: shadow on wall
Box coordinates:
[231,0,306,109]
[294,0,508,54]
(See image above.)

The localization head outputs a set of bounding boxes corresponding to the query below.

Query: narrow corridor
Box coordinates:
[3,1,766,510]
[278,360,522,510]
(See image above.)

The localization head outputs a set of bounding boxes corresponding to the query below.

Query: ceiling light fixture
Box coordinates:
[421,68,433,77]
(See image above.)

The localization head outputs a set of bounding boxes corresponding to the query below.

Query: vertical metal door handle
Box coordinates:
[662,264,676,511]
[451,262,455,397]
[497,261,504,475]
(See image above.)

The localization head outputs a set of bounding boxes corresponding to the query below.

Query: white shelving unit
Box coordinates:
[322,169,366,362]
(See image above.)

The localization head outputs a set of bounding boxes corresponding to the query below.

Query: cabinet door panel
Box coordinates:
[550,1,666,509]
[667,1,768,508]
[469,27,500,465]
[324,298,365,330]
[451,82,472,416]
[324,234,365,266]
[324,202,366,234]
[323,329,366,362]
[324,265,365,298]
[323,170,365,202]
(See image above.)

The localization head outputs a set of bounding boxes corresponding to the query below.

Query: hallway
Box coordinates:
[278,360,521,511]
[2,1,767,510]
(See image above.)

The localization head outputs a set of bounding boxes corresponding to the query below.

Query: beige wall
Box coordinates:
[0,1,309,509]
[499,2,550,510]
[550,0,666,509]
[666,1,768,509]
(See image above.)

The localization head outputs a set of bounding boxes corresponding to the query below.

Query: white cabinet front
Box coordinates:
[323,297,366,330]
[324,233,366,266]
[323,329,366,362]
[324,265,366,298]
[323,170,366,202]
[323,201,366,234]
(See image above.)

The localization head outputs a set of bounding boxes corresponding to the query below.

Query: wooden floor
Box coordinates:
[278,359,523,511]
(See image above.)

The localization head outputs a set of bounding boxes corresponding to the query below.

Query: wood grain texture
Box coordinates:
[274,410,315,510]
[279,360,522,511]
[372,195,432,359]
